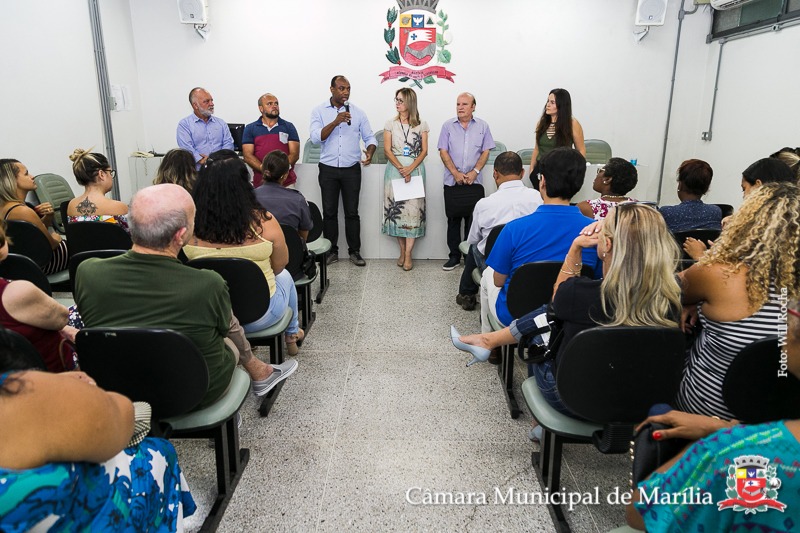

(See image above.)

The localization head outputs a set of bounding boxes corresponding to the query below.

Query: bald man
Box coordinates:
[438,92,495,271]
[177,87,234,167]
[74,184,297,409]
[242,93,300,188]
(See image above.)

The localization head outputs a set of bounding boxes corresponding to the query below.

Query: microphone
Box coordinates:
[343,100,351,125]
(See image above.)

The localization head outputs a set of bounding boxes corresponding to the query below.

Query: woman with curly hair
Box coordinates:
[676,181,800,419]
[528,88,585,178]
[183,150,303,354]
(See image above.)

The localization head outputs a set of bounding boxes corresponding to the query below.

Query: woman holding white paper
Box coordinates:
[382,88,429,271]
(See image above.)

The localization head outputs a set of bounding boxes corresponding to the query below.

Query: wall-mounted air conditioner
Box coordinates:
[710,0,757,10]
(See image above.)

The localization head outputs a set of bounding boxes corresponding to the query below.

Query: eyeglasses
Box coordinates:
[596,166,606,176]
[613,200,658,228]
[105,169,117,179]
[394,98,404,104]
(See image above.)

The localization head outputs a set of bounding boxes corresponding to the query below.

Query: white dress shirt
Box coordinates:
[467,180,543,254]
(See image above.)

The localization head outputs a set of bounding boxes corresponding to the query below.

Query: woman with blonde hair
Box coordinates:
[0,159,68,274]
[381,87,429,271]
[676,181,800,419]
[153,148,197,192]
[66,148,128,229]
[453,203,682,428]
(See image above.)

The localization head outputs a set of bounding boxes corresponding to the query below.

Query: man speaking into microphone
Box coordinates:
[310,75,377,266]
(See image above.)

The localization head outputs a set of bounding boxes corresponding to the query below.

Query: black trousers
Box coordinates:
[443,184,484,260]
[318,162,361,254]
[458,244,486,295]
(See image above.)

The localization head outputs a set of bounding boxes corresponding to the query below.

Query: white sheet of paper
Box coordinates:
[392,175,425,201]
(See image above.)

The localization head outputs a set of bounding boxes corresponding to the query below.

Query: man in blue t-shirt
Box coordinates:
[481,147,601,334]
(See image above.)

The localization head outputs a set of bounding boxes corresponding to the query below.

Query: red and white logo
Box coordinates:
[380,0,455,88]
[717,455,786,514]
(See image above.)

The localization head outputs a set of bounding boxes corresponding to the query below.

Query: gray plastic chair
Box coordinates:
[34,173,75,234]
[486,141,507,165]
[584,139,612,165]
[302,139,322,164]
[372,130,388,165]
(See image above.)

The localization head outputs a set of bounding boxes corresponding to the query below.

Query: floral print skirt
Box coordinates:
[382,156,426,238]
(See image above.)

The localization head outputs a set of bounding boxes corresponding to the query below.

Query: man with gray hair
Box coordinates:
[74,184,297,409]
[177,87,234,168]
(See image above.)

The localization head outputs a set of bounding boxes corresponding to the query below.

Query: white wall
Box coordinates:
[0,1,105,184]
[3,1,799,255]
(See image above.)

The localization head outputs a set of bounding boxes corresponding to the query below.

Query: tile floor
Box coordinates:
[177,259,632,532]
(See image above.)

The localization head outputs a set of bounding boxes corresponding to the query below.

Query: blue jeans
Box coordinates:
[533,360,575,417]
[242,269,299,335]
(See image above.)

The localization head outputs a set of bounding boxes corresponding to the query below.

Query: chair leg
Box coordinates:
[497,344,520,419]
[315,254,330,303]
[199,419,250,532]
[258,380,286,417]
[545,432,571,532]
[267,335,284,365]
[299,284,315,334]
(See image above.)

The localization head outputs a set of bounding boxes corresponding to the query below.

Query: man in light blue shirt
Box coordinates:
[176,87,234,168]
[438,93,495,271]
[309,75,377,266]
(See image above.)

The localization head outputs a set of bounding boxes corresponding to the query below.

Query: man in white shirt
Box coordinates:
[456,151,542,310]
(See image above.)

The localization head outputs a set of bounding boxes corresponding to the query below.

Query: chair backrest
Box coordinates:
[6,220,52,269]
[0,253,53,296]
[484,224,506,259]
[713,203,734,218]
[33,174,75,233]
[486,141,507,165]
[557,327,685,424]
[280,223,308,280]
[302,139,322,164]
[372,130,388,165]
[516,148,535,166]
[65,221,132,258]
[723,336,800,424]
[506,261,595,319]
[307,201,324,243]
[186,257,270,324]
[672,228,721,261]
[70,249,127,293]
[584,139,612,165]
[77,327,209,420]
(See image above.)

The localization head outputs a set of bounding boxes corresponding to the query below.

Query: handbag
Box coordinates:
[443,183,485,218]
[630,422,690,486]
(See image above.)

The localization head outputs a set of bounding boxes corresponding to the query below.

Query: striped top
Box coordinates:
[675,287,782,419]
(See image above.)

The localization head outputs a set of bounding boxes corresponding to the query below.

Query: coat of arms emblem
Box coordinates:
[380,0,455,88]
[717,455,786,514]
